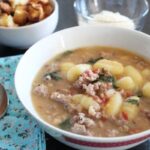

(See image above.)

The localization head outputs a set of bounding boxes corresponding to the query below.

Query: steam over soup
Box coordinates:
[32,46,150,137]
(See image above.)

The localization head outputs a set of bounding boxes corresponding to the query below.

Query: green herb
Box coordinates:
[87,57,103,64]
[137,91,143,98]
[99,75,116,87]
[44,71,62,81]
[59,118,71,130]
[99,75,115,83]
[62,50,73,56]
[127,99,139,106]
[113,84,119,89]
[55,50,73,61]
[92,74,116,88]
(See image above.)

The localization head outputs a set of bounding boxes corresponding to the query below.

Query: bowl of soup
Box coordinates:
[15,26,150,150]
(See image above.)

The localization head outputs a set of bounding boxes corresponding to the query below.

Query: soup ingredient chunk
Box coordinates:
[71,113,95,135]
[142,82,150,98]
[93,59,124,76]
[33,84,49,97]
[124,66,143,89]
[67,64,91,82]
[142,69,150,79]
[116,76,135,91]
[44,71,62,81]
[60,62,75,72]
[143,110,150,120]
[121,96,140,121]
[72,94,100,117]
[105,92,123,117]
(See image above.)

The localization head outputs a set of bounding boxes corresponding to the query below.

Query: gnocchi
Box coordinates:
[60,62,75,73]
[105,92,123,117]
[124,65,143,89]
[72,94,100,111]
[142,82,150,98]
[93,59,124,76]
[121,96,140,121]
[142,69,150,79]
[67,64,91,82]
[116,76,135,91]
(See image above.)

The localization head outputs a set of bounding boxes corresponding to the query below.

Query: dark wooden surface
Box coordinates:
[0,0,150,149]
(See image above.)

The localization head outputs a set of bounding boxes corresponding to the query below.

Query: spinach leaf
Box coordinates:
[99,74,115,83]
[59,118,71,130]
[127,99,139,106]
[87,57,103,64]
[62,50,73,56]
[92,74,116,88]
[55,50,73,61]
[137,91,143,98]
[44,71,62,81]
[100,75,116,86]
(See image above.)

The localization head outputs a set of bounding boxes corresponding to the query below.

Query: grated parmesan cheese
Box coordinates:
[79,10,135,30]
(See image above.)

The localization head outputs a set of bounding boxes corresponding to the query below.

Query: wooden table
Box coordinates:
[0,0,150,149]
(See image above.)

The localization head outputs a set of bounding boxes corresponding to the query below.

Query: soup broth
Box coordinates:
[32,46,150,137]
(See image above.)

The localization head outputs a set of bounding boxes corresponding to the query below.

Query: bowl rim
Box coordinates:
[73,0,149,22]
[15,25,150,142]
[0,0,58,30]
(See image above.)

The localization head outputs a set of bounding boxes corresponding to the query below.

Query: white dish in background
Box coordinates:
[15,26,150,150]
[0,0,58,49]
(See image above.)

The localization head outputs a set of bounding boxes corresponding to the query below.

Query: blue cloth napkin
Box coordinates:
[0,55,46,150]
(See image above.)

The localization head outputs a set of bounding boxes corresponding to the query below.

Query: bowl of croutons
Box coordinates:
[0,0,58,49]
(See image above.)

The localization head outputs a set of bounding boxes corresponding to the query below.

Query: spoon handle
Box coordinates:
[0,84,8,118]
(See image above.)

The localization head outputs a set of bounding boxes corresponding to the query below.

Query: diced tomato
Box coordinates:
[122,111,128,121]
[121,90,133,99]
[101,116,107,122]
[93,68,100,74]
[92,96,102,104]
[129,128,140,134]
[101,98,109,105]
[126,91,133,97]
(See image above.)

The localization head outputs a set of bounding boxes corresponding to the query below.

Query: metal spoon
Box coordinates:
[0,84,8,118]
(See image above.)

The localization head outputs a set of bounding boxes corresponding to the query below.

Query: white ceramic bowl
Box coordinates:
[0,0,58,49]
[15,26,150,150]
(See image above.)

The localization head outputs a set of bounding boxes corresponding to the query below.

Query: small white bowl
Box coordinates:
[15,26,150,150]
[0,0,58,49]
